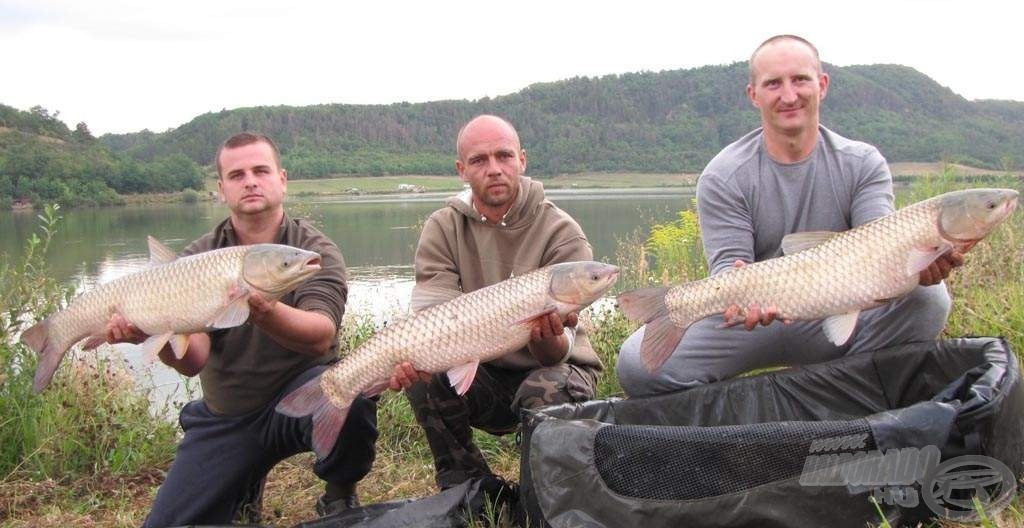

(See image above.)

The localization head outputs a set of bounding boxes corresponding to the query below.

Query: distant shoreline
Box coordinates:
[10,163,1021,210]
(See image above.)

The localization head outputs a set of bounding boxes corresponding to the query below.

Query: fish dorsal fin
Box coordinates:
[906,243,952,277]
[147,236,178,266]
[447,360,480,396]
[781,231,838,255]
[822,310,860,346]
[410,285,462,313]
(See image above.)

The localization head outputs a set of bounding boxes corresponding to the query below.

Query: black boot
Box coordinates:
[315,482,360,517]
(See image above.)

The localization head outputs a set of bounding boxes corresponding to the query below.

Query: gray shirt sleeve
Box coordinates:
[849,147,896,227]
[697,170,755,277]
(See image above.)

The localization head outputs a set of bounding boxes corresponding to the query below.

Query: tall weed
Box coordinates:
[0,206,177,480]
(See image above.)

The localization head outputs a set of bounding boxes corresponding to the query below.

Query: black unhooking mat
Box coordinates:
[518,337,1024,528]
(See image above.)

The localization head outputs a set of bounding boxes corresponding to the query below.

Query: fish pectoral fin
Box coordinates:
[511,305,558,327]
[781,231,838,255]
[906,243,952,276]
[410,284,462,313]
[446,360,480,396]
[147,236,178,266]
[82,336,107,350]
[210,289,251,329]
[169,334,189,360]
[139,331,175,362]
[822,311,860,346]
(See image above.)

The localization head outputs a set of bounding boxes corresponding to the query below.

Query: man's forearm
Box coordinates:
[251,302,337,356]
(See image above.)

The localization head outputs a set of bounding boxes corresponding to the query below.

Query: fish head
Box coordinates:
[937,188,1019,250]
[242,244,323,297]
[547,261,620,308]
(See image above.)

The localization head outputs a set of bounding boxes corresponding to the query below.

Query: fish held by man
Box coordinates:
[276,260,619,459]
[617,187,1019,374]
[20,236,322,392]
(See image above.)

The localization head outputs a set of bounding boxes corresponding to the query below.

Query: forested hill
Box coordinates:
[100,62,1024,178]
[0,105,205,207]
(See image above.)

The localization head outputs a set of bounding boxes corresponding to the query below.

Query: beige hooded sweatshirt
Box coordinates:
[413,175,602,371]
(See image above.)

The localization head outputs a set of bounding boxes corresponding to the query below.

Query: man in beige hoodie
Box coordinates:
[390,115,602,490]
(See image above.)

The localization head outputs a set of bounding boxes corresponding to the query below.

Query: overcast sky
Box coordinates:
[3,0,1022,136]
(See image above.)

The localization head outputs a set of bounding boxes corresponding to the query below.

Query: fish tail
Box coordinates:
[20,318,70,393]
[276,375,352,460]
[617,286,692,374]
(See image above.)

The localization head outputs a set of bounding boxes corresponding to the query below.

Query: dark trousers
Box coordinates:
[405,362,599,490]
[142,365,378,528]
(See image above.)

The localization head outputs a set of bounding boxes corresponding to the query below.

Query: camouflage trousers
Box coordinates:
[405,362,600,490]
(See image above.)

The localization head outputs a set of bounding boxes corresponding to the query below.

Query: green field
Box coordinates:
[195,164,1019,200]
[201,172,699,197]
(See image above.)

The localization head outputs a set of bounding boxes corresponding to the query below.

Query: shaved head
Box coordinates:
[456,115,521,160]
[749,34,822,84]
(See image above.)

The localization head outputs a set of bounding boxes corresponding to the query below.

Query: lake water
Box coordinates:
[1,187,693,412]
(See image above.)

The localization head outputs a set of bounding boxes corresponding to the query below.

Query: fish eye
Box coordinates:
[986,200,997,210]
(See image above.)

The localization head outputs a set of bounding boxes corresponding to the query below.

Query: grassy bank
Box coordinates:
[2,171,1023,527]
[16,163,1017,209]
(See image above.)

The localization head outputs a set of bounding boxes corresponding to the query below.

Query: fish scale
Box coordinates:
[321,269,552,405]
[54,247,248,344]
[667,198,942,323]
[277,260,620,459]
[21,240,322,392]
[618,188,1019,374]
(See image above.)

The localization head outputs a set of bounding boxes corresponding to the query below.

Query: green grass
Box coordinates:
[2,170,1023,527]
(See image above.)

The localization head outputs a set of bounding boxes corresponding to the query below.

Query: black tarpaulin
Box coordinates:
[518,337,1024,528]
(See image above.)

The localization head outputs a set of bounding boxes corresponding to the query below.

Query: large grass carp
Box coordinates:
[21,237,322,391]
[277,260,619,458]
[618,188,1019,373]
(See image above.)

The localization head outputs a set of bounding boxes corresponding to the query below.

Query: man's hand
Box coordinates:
[246,290,278,323]
[530,312,577,342]
[105,313,209,375]
[721,260,792,331]
[919,251,964,286]
[105,313,148,344]
[389,361,432,391]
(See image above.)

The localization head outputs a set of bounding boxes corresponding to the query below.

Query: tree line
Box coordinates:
[0,105,205,208]
[4,61,1023,208]
[102,62,1024,178]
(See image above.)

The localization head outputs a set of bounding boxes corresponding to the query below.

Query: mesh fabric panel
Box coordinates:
[594,420,875,500]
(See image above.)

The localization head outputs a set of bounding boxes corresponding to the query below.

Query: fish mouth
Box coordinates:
[304,256,322,271]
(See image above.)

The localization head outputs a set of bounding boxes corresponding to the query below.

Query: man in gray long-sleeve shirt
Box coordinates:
[617,35,963,397]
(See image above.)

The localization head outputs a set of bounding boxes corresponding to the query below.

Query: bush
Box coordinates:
[181,188,202,204]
